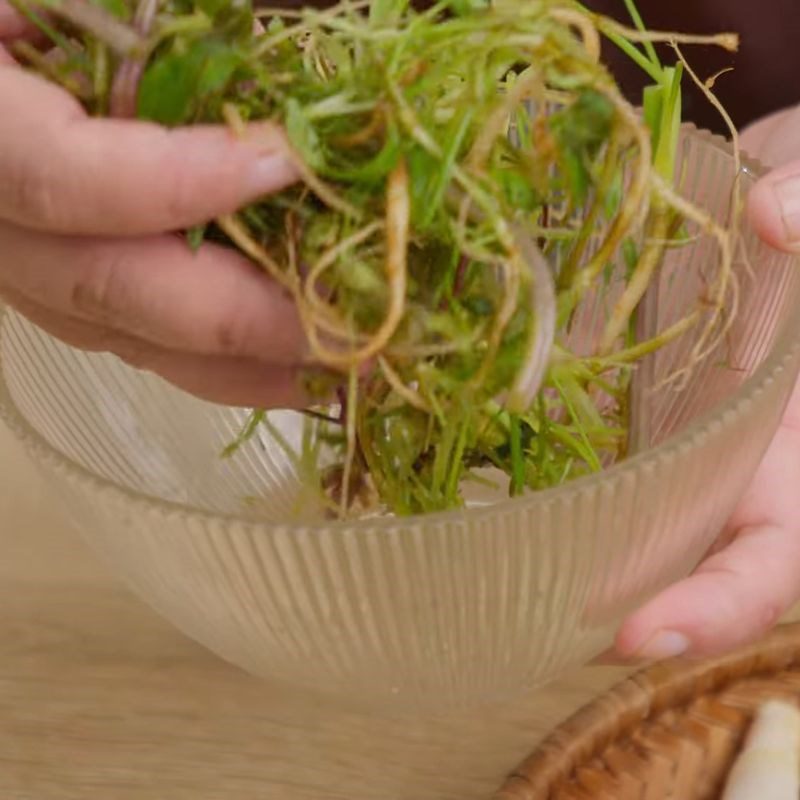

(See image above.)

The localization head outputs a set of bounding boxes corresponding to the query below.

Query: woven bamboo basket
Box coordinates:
[494,623,800,800]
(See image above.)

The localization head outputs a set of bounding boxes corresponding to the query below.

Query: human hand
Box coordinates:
[612,104,800,663]
[0,3,311,408]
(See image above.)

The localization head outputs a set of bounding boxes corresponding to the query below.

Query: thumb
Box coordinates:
[615,525,800,661]
[745,105,800,253]
[615,426,800,662]
[0,0,37,40]
[748,162,800,254]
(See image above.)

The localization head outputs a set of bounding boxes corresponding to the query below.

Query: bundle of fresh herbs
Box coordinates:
[9,0,741,517]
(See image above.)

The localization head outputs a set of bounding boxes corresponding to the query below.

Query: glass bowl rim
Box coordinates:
[1,124,799,535]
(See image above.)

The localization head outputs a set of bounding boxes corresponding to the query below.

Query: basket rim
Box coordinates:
[493,622,800,799]
[1,124,799,534]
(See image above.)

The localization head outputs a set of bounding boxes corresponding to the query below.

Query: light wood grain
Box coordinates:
[0,423,628,800]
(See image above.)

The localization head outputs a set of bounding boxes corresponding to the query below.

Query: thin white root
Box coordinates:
[549,8,601,62]
[599,210,671,354]
[468,67,542,170]
[304,160,410,369]
[567,83,652,304]
[651,173,734,366]
[305,221,383,316]
[672,43,741,179]
[289,149,361,218]
[378,356,430,412]
[222,102,247,136]
[597,19,739,53]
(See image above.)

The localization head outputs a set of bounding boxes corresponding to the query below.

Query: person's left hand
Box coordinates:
[0,4,312,410]
[611,105,800,663]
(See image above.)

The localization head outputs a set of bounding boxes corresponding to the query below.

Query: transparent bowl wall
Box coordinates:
[2,127,800,711]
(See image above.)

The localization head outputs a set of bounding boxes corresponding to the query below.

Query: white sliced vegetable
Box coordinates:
[721,699,800,800]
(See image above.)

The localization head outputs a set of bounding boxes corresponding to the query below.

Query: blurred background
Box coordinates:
[272,0,800,136]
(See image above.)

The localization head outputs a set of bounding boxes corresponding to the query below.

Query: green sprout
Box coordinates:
[12,0,741,518]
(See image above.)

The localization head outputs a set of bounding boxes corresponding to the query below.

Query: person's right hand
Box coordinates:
[0,3,311,409]
[606,104,800,664]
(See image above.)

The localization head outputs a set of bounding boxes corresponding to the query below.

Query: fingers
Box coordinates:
[138,352,307,409]
[0,1,36,41]
[0,68,299,235]
[740,107,796,164]
[749,105,800,171]
[0,220,307,364]
[747,161,800,254]
[614,526,800,661]
[608,106,800,667]
[0,282,307,408]
[746,105,800,253]
[614,424,800,662]
[0,4,310,410]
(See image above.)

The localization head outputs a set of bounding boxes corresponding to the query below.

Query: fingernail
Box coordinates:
[631,630,690,662]
[245,151,299,198]
[772,173,800,245]
[238,125,300,198]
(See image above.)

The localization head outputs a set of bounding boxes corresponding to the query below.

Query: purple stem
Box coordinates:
[453,253,469,298]
[109,60,144,117]
[336,386,348,424]
[537,204,549,253]
[109,0,157,118]
[440,253,468,311]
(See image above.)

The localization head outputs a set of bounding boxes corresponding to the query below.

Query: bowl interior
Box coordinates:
[0,128,797,527]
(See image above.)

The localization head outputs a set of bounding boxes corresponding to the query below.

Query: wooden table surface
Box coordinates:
[0,422,630,800]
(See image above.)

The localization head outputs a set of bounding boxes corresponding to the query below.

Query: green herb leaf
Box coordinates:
[285,98,323,170]
[407,147,439,226]
[497,168,541,213]
[324,122,402,184]
[221,409,265,458]
[137,41,242,125]
[138,50,198,125]
[338,258,383,294]
[369,0,408,25]
[186,224,207,251]
[622,238,639,277]
[446,0,489,16]
[549,90,615,202]
[549,90,615,155]
[194,0,226,19]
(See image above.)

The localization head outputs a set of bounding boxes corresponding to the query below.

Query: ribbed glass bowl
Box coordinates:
[1,126,800,712]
